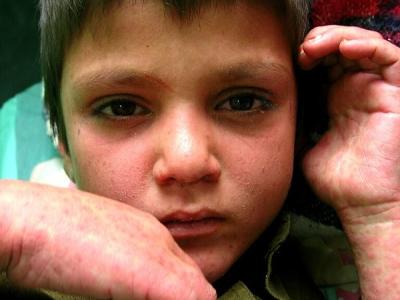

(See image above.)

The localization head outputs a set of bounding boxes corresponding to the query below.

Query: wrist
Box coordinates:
[342,218,400,299]
[333,197,400,299]
[337,198,400,227]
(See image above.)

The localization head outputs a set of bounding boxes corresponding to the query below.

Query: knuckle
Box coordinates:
[371,30,384,39]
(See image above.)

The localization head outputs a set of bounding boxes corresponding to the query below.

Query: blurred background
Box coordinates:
[0,0,41,107]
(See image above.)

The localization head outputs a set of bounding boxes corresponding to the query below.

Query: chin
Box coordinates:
[182,245,236,283]
[200,262,229,283]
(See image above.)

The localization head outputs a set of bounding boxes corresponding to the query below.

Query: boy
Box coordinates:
[1,0,400,299]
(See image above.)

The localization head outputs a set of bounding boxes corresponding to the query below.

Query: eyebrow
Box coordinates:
[215,61,292,84]
[73,69,169,92]
[72,60,292,94]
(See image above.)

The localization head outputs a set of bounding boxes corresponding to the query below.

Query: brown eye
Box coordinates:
[216,92,275,112]
[96,99,150,118]
[108,101,137,116]
[228,95,255,111]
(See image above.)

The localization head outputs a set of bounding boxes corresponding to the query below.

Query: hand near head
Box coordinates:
[299,26,400,299]
[299,25,400,224]
[0,180,216,300]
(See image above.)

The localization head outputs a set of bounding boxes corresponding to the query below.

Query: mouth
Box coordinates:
[160,210,224,240]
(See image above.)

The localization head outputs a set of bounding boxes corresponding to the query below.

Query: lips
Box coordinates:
[160,210,224,239]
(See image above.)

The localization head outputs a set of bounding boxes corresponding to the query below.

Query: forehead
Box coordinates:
[77,0,288,51]
[62,0,293,99]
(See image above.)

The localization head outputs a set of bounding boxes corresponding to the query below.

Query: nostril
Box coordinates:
[202,171,220,183]
[203,175,213,182]
[158,177,176,186]
[153,165,176,186]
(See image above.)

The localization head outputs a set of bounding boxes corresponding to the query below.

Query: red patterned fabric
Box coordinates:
[312,0,400,46]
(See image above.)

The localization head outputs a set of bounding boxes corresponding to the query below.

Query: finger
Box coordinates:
[154,265,216,300]
[304,25,368,42]
[299,26,341,69]
[156,227,204,273]
[153,254,216,300]
[339,38,399,65]
[169,241,202,269]
[299,27,383,69]
[339,38,400,84]
[305,25,382,42]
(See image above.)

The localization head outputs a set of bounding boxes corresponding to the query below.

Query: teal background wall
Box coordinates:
[0,0,41,107]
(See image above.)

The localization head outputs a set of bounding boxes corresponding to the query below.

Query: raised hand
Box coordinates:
[299,26,400,299]
[0,180,216,300]
[299,25,400,224]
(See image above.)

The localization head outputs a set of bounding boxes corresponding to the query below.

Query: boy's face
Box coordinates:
[60,1,296,282]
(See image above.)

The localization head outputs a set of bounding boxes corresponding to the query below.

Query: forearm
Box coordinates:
[0,180,53,279]
[0,180,23,273]
[0,179,111,288]
[0,180,215,299]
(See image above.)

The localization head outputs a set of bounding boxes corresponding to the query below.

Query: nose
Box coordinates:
[153,110,221,186]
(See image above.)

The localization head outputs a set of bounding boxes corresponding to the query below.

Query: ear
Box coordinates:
[58,141,75,183]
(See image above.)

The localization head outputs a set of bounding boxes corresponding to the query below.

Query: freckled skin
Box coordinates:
[61,1,296,282]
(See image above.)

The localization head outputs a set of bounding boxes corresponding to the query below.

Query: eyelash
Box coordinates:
[93,97,151,119]
[92,89,275,119]
[215,89,275,113]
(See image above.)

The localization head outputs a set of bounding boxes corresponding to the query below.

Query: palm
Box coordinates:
[303,71,400,213]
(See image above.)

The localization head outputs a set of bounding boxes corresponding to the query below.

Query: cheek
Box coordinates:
[223,120,296,228]
[68,129,154,204]
[197,125,295,282]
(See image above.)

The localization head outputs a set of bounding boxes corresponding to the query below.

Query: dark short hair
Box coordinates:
[39,0,310,148]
